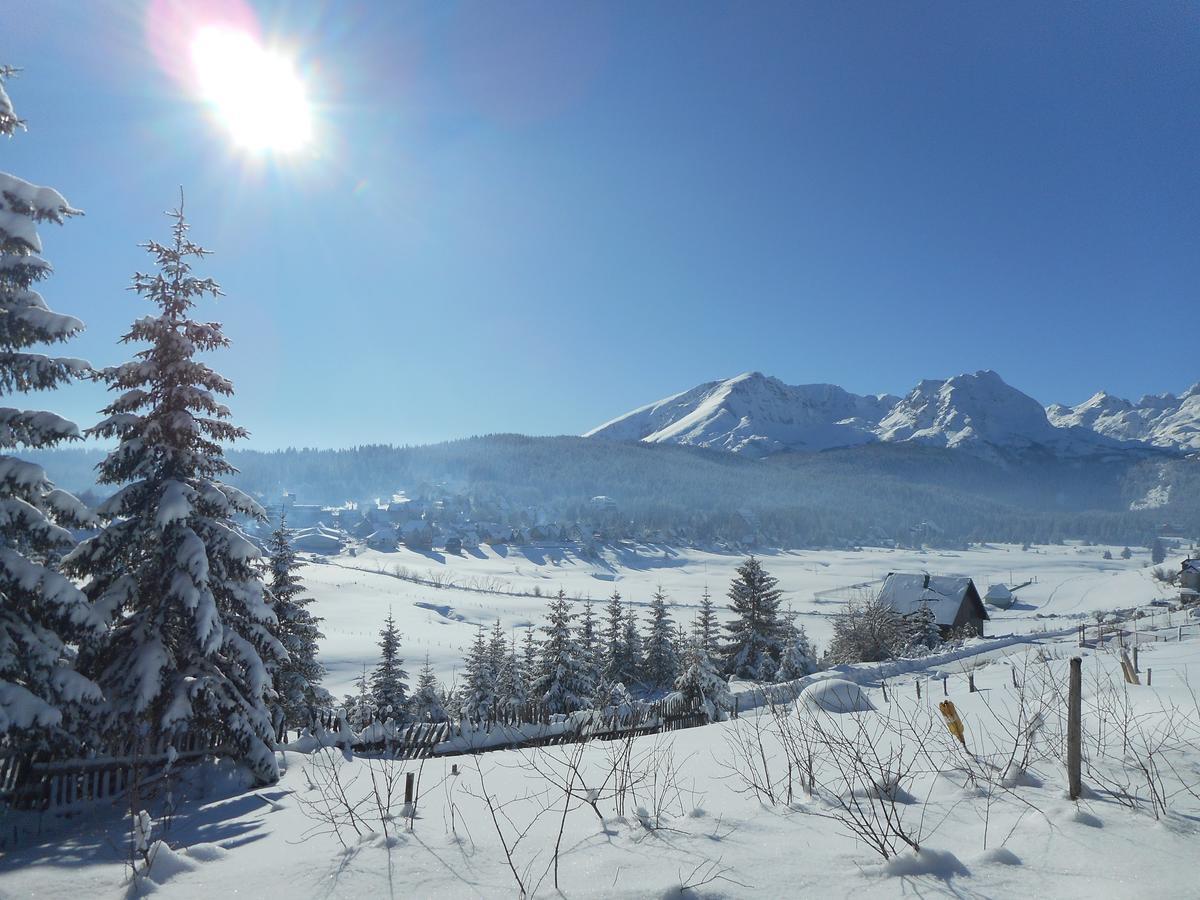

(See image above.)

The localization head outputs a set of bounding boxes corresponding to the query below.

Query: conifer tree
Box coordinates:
[0,66,101,748]
[776,623,819,681]
[460,625,496,723]
[694,586,718,654]
[601,590,626,683]
[721,556,786,680]
[410,655,447,723]
[903,602,941,655]
[487,618,507,677]
[265,513,326,730]
[521,626,539,685]
[495,636,528,714]
[643,586,679,689]
[577,597,602,693]
[674,639,731,721]
[65,201,281,783]
[621,601,645,686]
[533,589,589,714]
[370,610,408,719]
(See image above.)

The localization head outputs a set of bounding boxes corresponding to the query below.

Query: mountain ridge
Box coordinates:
[587,370,1190,458]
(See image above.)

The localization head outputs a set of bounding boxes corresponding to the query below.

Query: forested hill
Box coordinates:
[28,436,1198,548]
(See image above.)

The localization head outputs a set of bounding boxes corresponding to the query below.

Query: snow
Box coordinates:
[586,369,1162,458]
[7,617,1200,898]
[799,677,874,713]
[1049,383,1200,451]
[298,540,1179,697]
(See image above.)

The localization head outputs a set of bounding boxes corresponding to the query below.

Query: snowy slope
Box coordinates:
[875,369,1125,457]
[584,372,898,455]
[588,369,1139,459]
[1048,384,1200,451]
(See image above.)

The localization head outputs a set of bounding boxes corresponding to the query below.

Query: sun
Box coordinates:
[190,27,313,153]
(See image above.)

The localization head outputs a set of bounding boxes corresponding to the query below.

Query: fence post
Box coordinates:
[733,695,739,719]
[968,672,976,693]
[942,674,948,696]
[1068,656,1082,801]
[1011,667,1019,689]
[915,680,921,699]
[1132,645,1139,673]
[404,772,415,806]
[1147,668,1152,687]
[881,681,889,702]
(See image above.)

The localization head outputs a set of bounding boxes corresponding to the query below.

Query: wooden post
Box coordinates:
[1068,656,1082,801]
[915,679,921,699]
[1011,667,1019,689]
[1146,668,1152,686]
[733,695,739,719]
[881,681,889,702]
[968,672,976,693]
[942,674,948,696]
[404,772,415,805]
[1132,645,1139,673]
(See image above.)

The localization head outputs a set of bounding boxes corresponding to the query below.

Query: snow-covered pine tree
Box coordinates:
[674,639,731,722]
[495,636,528,715]
[642,586,679,690]
[903,602,941,655]
[521,626,538,686]
[64,200,281,783]
[533,589,589,714]
[486,618,507,679]
[601,590,625,682]
[693,586,718,653]
[460,625,496,723]
[621,601,644,686]
[370,610,408,720]
[344,665,373,731]
[576,597,602,695]
[409,655,447,723]
[721,556,786,680]
[776,623,819,681]
[264,513,326,731]
[0,66,102,750]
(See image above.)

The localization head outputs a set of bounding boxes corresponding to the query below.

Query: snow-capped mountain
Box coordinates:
[583,372,899,456]
[587,370,1162,458]
[1047,385,1200,451]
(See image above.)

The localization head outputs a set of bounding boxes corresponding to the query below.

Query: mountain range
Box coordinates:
[585,370,1198,459]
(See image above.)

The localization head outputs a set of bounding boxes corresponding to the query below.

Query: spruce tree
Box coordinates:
[410,655,447,723]
[370,610,408,720]
[65,201,281,783]
[674,639,731,721]
[265,513,326,730]
[721,556,786,680]
[601,590,626,683]
[776,623,819,681]
[576,597,602,695]
[0,66,101,749]
[521,626,539,685]
[1152,538,1166,565]
[487,618,507,678]
[903,602,941,655]
[621,602,645,686]
[460,625,496,723]
[693,586,718,653]
[643,586,679,690]
[495,636,528,715]
[533,589,589,714]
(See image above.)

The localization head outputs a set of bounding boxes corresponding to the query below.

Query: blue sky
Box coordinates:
[6,1,1199,448]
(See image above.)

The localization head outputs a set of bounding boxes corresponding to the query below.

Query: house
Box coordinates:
[983,583,1015,610]
[1182,559,1200,605]
[879,573,990,637]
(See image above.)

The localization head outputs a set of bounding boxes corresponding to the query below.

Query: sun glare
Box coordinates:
[191,27,312,153]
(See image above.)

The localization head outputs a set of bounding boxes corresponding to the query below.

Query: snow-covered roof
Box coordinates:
[985,583,1013,600]
[878,573,988,627]
[1183,559,1200,573]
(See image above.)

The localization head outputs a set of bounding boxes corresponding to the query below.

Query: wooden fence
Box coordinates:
[2,695,712,817]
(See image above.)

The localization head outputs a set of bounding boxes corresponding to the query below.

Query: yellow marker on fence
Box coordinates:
[939,700,966,747]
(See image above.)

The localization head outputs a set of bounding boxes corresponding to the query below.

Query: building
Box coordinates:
[879,573,990,637]
[1182,559,1200,605]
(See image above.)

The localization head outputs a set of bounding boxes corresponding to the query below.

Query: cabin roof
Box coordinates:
[879,573,989,626]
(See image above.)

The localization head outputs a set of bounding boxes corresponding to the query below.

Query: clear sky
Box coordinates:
[6,1,1199,448]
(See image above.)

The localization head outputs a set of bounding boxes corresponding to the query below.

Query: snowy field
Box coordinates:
[5,614,1200,898]
[305,541,1180,697]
